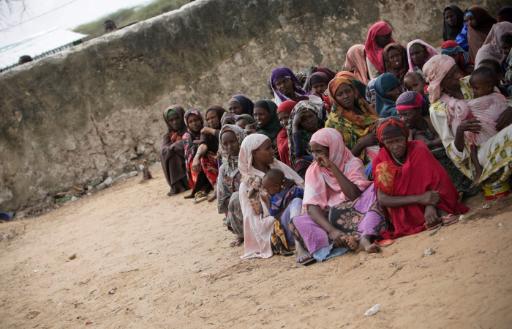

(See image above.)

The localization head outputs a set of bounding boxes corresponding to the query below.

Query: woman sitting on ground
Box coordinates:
[287,99,323,177]
[374,72,402,118]
[383,42,408,83]
[364,21,395,79]
[160,106,189,196]
[217,124,246,247]
[325,71,379,162]
[227,95,254,116]
[254,100,282,156]
[290,128,385,265]
[183,109,219,203]
[395,91,478,198]
[269,67,308,105]
[344,44,370,84]
[406,39,438,75]
[466,6,497,62]
[423,54,512,188]
[373,118,469,238]
[238,134,304,259]
[276,100,297,167]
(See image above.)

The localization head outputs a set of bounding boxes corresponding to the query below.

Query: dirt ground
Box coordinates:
[1,165,511,329]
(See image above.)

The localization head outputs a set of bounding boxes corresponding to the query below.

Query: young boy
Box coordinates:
[403,71,430,116]
[463,66,508,180]
[261,169,303,218]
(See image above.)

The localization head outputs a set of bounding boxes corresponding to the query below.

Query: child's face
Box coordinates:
[187,114,203,133]
[502,42,512,58]
[221,131,239,157]
[277,112,290,128]
[206,111,221,129]
[236,119,248,129]
[398,108,422,128]
[166,112,182,131]
[262,176,282,195]
[311,82,328,96]
[470,75,494,98]
[404,75,425,95]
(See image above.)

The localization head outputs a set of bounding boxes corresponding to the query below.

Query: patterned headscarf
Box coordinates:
[396,91,425,112]
[423,54,457,103]
[219,124,246,171]
[184,108,203,130]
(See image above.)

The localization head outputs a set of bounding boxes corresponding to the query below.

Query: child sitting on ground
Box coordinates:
[403,71,430,116]
[450,66,508,181]
[261,168,304,218]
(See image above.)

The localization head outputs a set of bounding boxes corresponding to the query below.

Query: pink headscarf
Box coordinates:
[365,21,394,74]
[423,54,457,104]
[344,44,370,84]
[406,39,439,72]
[475,21,512,67]
[303,128,370,209]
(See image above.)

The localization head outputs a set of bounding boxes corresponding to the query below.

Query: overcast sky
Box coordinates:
[0,0,152,47]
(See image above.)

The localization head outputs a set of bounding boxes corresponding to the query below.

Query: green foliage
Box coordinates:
[73,0,189,37]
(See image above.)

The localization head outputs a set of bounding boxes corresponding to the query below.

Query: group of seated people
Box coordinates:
[159,5,512,265]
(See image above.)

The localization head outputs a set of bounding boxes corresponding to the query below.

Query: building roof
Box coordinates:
[0,28,87,71]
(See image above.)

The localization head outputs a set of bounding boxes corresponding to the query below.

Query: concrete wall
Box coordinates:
[0,0,507,211]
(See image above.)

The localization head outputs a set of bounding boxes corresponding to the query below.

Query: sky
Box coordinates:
[0,0,153,47]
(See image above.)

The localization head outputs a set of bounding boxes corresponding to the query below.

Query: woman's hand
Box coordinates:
[358,132,378,147]
[328,229,344,246]
[315,153,335,170]
[457,118,481,134]
[418,190,440,206]
[496,107,512,131]
[424,205,440,227]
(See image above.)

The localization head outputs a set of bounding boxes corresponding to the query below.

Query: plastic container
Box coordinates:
[482,180,510,200]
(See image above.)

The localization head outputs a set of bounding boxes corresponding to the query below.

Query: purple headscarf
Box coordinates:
[269,67,307,104]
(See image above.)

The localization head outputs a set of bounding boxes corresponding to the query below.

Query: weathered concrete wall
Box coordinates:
[0,0,507,211]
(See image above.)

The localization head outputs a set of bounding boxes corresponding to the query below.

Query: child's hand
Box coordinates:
[249,197,263,215]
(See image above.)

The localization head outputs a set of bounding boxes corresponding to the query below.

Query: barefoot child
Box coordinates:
[453,67,508,181]
[262,168,304,218]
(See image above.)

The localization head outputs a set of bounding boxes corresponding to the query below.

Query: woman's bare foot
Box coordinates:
[229,237,243,247]
[359,236,381,253]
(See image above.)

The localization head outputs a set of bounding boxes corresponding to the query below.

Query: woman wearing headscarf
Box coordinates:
[364,21,395,79]
[287,99,323,177]
[227,95,254,116]
[290,128,385,264]
[423,54,512,186]
[475,22,512,67]
[382,43,408,82]
[183,109,219,203]
[276,100,297,167]
[443,5,465,41]
[254,100,282,156]
[269,67,308,105]
[441,40,473,75]
[373,118,468,238]
[238,134,304,259]
[325,71,379,162]
[217,124,246,246]
[406,39,439,74]
[160,106,189,196]
[374,72,402,118]
[343,44,370,84]
[202,105,225,143]
[396,91,478,198]
[466,6,497,62]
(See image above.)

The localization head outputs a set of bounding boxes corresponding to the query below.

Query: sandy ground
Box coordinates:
[1,165,511,329]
